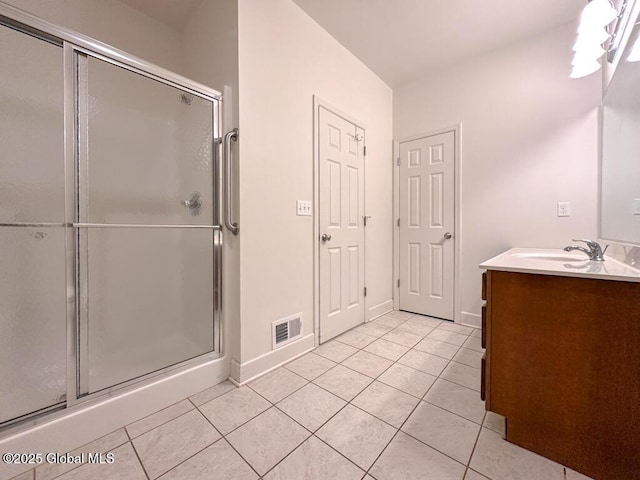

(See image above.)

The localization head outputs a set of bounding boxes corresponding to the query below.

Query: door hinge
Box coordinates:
[364,215,372,227]
[364,287,367,297]
[397,218,400,227]
[396,157,400,166]
[363,146,367,157]
[397,279,400,288]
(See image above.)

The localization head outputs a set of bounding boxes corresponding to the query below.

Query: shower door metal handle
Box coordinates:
[224,128,239,236]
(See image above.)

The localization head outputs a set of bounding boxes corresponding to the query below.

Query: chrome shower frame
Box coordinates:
[0,0,224,426]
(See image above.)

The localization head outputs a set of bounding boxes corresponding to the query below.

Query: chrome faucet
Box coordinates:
[563,239,608,261]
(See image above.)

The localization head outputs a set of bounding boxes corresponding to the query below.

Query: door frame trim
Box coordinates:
[393,125,462,323]
[312,96,367,346]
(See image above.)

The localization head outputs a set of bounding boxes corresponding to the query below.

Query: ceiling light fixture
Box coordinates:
[570,0,619,79]
[629,35,640,61]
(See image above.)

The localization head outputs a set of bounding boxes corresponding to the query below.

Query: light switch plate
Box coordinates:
[633,198,640,216]
[557,201,571,217]
[296,200,312,216]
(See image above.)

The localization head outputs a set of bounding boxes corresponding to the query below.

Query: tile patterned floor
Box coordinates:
[12,312,595,480]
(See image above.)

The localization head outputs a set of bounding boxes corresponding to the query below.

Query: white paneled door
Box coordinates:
[319,106,365,342]
[399,131,455,320]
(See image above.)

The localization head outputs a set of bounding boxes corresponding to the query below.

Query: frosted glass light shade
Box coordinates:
[628,37,640,62]
[572,52,602,66]
[570,57,602,78]
[580,0,618,30]
[573,29,611,50]
[572,40,607,58]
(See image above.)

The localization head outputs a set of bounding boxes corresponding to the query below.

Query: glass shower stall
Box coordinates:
[0,5,224,427]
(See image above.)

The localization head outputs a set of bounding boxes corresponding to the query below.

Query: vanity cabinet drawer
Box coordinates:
[481,272,487,300]
[480,353,486,401]
[481,304,486,349]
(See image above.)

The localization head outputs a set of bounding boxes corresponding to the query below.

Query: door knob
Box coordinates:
[444,232,453,240]
[321,233,332,242]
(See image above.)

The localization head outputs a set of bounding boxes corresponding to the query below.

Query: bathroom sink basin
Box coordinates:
[511,252,584,262]
[480,248,640,283]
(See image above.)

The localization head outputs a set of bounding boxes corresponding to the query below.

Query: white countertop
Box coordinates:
[479,248,640,283]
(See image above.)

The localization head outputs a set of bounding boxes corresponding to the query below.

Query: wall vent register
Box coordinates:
[272,314,303,349]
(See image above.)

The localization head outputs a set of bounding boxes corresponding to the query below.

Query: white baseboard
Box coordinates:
[230,333,315,385]
[367,299,393,321]
[460,311,482,328]
[0,357,229,480]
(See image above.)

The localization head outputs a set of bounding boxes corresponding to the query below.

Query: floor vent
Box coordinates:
[272,313,303,350]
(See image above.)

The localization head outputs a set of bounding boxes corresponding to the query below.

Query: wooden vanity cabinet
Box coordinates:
[481,270,640,480]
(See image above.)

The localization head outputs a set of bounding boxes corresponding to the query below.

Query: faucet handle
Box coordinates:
[571,239,599,250]
[569,239,608,261]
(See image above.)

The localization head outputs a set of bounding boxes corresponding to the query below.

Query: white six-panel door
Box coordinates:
[319,106,365,342]
[399,131,455,320]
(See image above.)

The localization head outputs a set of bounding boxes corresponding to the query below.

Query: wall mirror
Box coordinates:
[601,21,640,245]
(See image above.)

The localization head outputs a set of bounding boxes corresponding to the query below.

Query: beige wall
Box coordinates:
[4,0,182,72]
[236,0,393,366]
[182,0,238,99]
[394,23,602,326]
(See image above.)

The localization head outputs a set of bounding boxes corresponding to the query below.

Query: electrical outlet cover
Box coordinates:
[557,201,571,217]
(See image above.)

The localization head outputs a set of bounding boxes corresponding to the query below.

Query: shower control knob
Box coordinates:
[321,233,332,242]
[181,192,202,215]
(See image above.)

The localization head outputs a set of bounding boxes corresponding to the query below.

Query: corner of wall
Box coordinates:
[229,333,315,384]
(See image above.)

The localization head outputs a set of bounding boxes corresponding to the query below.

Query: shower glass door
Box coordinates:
[0,25,67,424]
[76,53,219,395]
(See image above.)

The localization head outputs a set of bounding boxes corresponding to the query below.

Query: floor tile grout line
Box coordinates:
[360,328,483,478]
[391,336,489,471]
[220,435,265,479]
[463,411,489,479]
[155,437,233,479]
[125,398,193,435]
[142,419,224,479]
[313,434,369,476]
[255,374,375,477]
[309,367,375,403]
[313,347,359,364]
[399,428,473,471]
[256,428,313,479]
[255,327,435,476]
[125,428,151,480]
[195,396,271,438]
[187,380,236,408]
[194,407,263,479]
[267,332,378,407]
[345,401,410,432]
[421,396,485,427]
[126,405,196,442]
[272,399,347,435]
[39,428,130,480]
[361,348,443,478]
[245,368,310,405]
[307,321,475,405]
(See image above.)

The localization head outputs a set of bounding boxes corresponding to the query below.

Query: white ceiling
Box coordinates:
[119,0,204,31]
[292,0,586,87]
